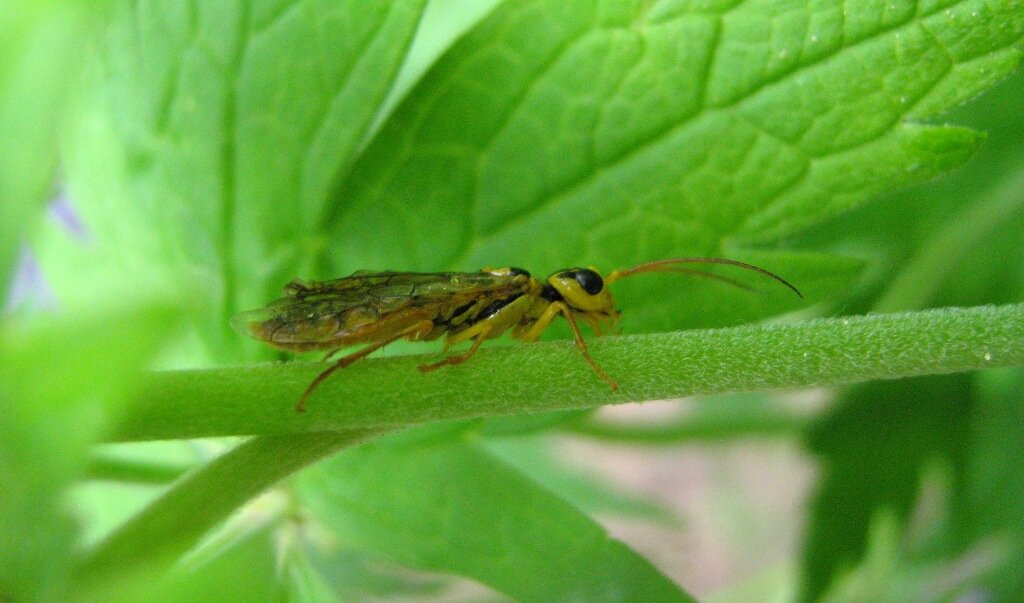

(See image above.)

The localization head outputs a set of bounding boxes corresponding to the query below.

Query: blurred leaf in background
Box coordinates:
[297,431,694,603]
[97,528,288,603]
[0,0,110,301]
[796,59,1024,600]
[955,368,1024,598]
[0,301,180,602]
[800,375,973,602]
[0,1,186,602]
[3,0,1022,601]
[39,0,432,359]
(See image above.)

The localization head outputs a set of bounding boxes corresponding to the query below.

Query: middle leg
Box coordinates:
[297,319,435,412]
[419,294,534,372]
[417,324,493,372]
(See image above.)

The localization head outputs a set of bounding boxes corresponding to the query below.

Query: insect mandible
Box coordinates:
[232,258,802,412]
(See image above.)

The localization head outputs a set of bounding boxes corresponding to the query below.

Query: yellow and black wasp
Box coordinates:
[233,258,802,411]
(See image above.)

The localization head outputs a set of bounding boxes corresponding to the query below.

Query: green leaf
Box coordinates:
[815,512,998,603]
[73,430,379,596]
[484,435,676,523]
[58,1,1024,346]
[286,556,344,603]
[796,67,1024,315]
[297,435,695,603]
[113,303,1024,441]
[798,374,973,603]
[84,453,192,484]
[706,563,794,603]
[955,368,1024,598]
[289,547,456,602]
[564,393,813,444]
[875,164,1024,312]
[324,0,1020,327]
[0,300,179,603]
[94,529,287,603]
[0,0,109,295]
[49,0,428,356]
[875,69,1024,312]
[373,0,503,124]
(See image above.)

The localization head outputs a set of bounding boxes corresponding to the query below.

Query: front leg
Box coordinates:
[516,302,618,390]
[298,319,435,412]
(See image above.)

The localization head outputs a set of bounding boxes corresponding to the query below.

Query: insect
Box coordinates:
[233,258,802,412]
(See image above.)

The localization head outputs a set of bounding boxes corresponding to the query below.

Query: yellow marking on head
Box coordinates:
[547,267,615,313]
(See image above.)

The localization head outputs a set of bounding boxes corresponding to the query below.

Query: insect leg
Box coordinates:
[420,295,532,372]
[518,302,618,390]
[515,302,562,342]
[417,325,493,372]
[296,319,434,412]
[558,307,619,391]
[577,312,606,336]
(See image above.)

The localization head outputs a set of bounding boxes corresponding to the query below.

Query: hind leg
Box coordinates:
[296,319,434,412]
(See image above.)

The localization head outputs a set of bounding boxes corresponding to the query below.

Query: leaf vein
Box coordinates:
[455,0,982,258]
[300,5,393,211]
[249,0,305,39]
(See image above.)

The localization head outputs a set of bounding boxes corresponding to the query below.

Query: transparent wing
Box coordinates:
[232,271,527,349]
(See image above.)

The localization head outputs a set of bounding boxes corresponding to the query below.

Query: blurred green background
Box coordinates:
[2,1,1023,602]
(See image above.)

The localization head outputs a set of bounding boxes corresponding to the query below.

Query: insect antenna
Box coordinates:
[605,257,803,298]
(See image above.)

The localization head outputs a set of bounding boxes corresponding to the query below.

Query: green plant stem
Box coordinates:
[112,304,1024,441]
[73,430,380,592]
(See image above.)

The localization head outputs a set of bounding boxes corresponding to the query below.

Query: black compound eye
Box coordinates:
[572,269,603,295]
[507,267,530,277]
